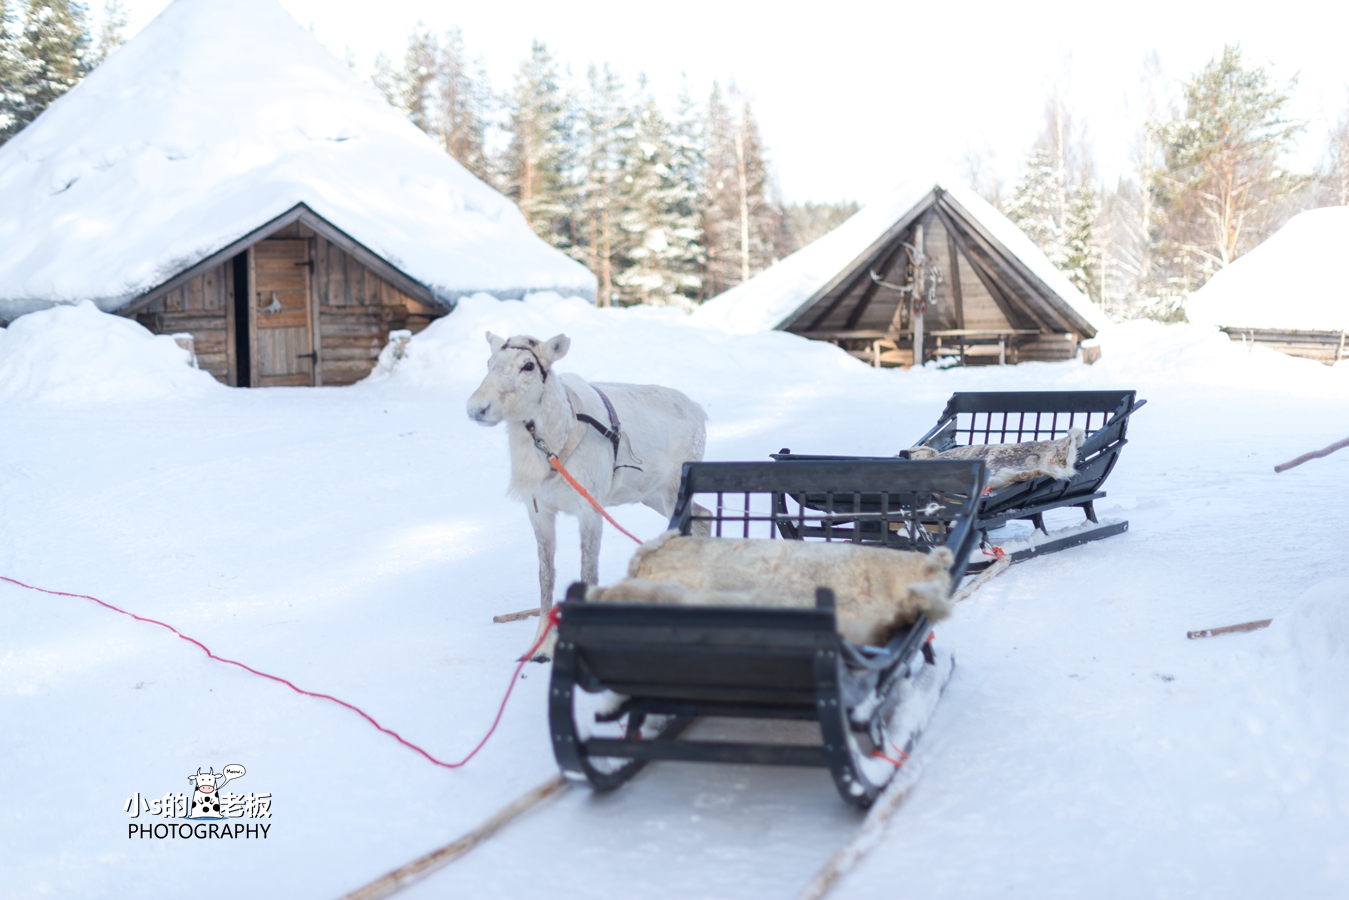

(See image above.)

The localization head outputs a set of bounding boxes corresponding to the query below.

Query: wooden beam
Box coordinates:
[841,228,911,331]
[937,193,1098,338]
[934,208,1035,330]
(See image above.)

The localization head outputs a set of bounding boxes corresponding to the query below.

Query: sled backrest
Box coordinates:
[915,390,1139,457]
[667,459,984,584]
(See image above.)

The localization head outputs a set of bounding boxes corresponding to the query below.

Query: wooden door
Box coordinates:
[252,240,318,386]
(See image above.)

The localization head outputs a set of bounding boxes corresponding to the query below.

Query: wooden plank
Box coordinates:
[225,258,238,387]
[309,236,323,387]
[248,246,259,387]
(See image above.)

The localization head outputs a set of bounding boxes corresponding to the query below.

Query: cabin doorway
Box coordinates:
[251,239,319,386]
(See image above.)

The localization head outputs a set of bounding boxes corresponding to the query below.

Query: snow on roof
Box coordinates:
[0,0,596,322]
[693,180,1111,335]
[1185,207,1349,332]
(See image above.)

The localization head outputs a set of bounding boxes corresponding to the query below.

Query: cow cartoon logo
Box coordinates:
[188,764,245,819]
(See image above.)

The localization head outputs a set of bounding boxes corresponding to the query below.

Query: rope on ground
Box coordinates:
[0,574,557,771]
[337,775,570,900]
[796,759,926,900]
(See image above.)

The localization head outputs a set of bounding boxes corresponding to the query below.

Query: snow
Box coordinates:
[1185,206,1349,331]
[692,181,1111,335]
[0,0,595,321]
[2,296,1349,898]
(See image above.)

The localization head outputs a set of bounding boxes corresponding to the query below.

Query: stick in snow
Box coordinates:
[951,553,1011,603]
[492,608,541,623]
[1187,619,1272,640]
[337,775,568,900]
[1274,436,1349,473]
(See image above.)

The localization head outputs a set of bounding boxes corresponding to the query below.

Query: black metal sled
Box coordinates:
[548,459,983,807]
[775,390,1145,569]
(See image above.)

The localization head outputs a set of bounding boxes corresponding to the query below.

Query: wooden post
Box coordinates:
[912,224,924,368]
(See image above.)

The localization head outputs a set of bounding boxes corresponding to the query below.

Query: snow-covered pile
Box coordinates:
[692,181,1110,335]
[0,301,220,404]
[0,0,594,319]
[1185,207,1349,331]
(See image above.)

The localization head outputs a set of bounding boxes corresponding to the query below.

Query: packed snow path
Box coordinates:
[2,295,1347,898]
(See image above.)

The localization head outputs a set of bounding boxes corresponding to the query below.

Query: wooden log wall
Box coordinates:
[133,263,233,383]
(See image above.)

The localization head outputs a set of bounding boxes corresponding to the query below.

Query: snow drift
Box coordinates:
[0,301,221,403]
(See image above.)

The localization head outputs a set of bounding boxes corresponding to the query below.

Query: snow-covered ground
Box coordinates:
[2,294,1347,899]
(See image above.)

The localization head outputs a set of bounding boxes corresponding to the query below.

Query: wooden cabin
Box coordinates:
[124,205,443,387]
[777,187,1102,367]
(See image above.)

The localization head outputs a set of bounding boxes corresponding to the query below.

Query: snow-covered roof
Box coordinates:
[0,0,596,322]
[1185,206,1349,332]
[694,181,1110,336]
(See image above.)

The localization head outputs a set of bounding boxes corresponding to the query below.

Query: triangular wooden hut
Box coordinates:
[0,0,596,387]
[697,182,1109,366]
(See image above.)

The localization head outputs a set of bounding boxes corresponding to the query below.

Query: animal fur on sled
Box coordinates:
[908,427,1084,492]
[587,531,954,646]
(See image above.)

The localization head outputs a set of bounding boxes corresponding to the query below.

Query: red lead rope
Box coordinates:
[0,574,559,770]
[549,456,644,545]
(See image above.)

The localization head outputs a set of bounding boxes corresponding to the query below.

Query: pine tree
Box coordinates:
[570,63,631,305]
[699,84,780,297]
[1154,44,1304,291]
[502,40,575,252]
[89,0,124,65]
[613,88,701,309]
[17,1,90,122]
[1006,94,1102,300]
[1,0,33,143]
[373,25,490,181]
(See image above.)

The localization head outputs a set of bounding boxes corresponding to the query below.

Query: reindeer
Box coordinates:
[468,332,707,656]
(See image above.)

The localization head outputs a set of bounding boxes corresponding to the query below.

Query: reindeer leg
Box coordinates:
[527,504,557,656]
[578,506,603,588]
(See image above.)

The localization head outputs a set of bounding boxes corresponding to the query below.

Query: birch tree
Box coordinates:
[1319,100,1349,207]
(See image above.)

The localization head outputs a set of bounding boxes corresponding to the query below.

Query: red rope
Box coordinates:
[0,574,557,770]
[548,456,644,544]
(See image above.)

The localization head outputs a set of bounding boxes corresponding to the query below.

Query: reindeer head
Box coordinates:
[466,332,571,426]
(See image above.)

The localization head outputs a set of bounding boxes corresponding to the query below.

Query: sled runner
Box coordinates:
[775,390,1145,570]
[548,459,982,807]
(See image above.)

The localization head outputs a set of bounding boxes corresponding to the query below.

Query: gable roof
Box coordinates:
[1186,206,1349,332]
[694,181,1109,337]
[0,0,596,322]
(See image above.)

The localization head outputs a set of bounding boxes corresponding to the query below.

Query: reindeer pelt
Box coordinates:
[587,531,954,646]
[909,427,1084,492]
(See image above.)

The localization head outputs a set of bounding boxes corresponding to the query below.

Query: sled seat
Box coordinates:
[549,459,982,807]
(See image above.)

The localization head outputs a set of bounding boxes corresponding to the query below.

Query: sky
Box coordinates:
[114,0,1349,205]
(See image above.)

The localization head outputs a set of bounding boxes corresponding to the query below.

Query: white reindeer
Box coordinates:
[467,332,708,655]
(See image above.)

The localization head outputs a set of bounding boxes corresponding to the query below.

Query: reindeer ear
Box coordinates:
[486,332,506,353]
[539,334,570,365]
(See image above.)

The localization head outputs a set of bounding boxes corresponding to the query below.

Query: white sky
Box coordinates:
[117,0,1349,205]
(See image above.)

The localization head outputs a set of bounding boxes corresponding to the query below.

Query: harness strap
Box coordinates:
[500,342,549,381]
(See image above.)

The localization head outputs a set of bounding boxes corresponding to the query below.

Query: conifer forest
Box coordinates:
[3,3,1348,319]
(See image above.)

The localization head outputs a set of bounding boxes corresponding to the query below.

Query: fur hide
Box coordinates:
[587,531,954,646]
[909,427,1084,492]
